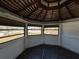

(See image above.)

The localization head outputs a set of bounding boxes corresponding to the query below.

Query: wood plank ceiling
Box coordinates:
[0,0,79,22]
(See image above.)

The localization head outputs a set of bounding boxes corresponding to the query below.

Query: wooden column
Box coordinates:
[24,24,28,49]
[41,25,45,44]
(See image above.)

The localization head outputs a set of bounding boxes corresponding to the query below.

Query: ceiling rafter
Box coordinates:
[42,10,48,21]
[49,10,54,20]
[51,10,59,21]
[58,0,62,21]
[0,0,18,11]
[51,10,54,20]
[6,0,23,11]
[36,9,44,19]
[16,0,37,12]
[29,8,43,19]
[18,0,26,7]
[18,3,38,17]
[27,8,38,17]
[65,5,75,18]
[28,8,40,18]
[42,2,49,21]
[12,0,24,8]
[24,6,38,18]
[37,10,46,20]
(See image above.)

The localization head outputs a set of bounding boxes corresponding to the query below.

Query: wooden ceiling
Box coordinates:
[0,0,79,22]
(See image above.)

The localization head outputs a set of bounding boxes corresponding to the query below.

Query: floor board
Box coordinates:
[16,44,79,59]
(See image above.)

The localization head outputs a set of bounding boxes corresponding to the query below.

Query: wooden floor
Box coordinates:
[16,44,79,59]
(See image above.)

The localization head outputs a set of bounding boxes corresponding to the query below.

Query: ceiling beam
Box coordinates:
[35,9,43,19]
[26,7,38,17]
[65,5,75,18]
[0,0,18,12]
[58,0,62,21]
[42,10,48,21]
[16,1,37,12]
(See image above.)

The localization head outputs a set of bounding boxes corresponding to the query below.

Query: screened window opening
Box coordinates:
[0,25,24,43]
[44,27,59,35]
[28,26,41,35]
[0,26,24,37]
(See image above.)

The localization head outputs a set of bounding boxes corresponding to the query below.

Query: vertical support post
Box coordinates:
[59,23,62,46]
[41,25,44,44]
[58,0,62,46]
[58,0,62,21]
[24,24,28,49]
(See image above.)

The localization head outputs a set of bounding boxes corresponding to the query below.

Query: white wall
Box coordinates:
[62,20,79,54]
[0,37,24,59]
[27,34,60,48]
[44,35,60,45]
[28,35,43,47]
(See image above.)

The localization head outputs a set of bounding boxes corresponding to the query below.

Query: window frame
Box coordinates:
[0,25,24,38]
[44,26,59,36]
[28,26,42,36]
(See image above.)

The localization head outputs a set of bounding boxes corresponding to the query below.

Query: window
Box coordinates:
[28,26,41,35]
[44,27,59,35]
[0,26,24,37]
[0,25,24,43]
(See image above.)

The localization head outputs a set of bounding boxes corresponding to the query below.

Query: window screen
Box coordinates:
[44,27,59,35]
[0,25,24,38]
[0,25,24,44]
[28,26,41,35]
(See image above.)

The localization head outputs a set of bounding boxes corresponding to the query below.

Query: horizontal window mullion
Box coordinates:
[28,29,41,30]
[0,29,24,30]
